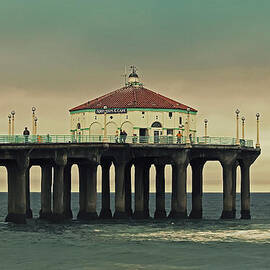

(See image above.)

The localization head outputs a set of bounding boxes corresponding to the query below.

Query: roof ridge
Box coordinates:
[132,88,137,105]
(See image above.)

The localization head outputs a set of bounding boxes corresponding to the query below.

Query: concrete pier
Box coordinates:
[63,164,73,219]
[5,153,29,224]
[77,164,87,220]
[39,164,52,219]
[133,160,146,219]
[154,162,166,219]
[169,152,189,219]
[99,160,112,219]
[114,160,128,218]
[125,163,133,217]
[220,154,237,219]
[25,168,33,219]
[189,160,205,219]
[78,162,98,220]
[0,143,260,224]
[143,163,151,219]
[240,159,255,219]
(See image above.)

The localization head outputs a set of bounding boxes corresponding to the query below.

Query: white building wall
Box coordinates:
[70,109,197,138]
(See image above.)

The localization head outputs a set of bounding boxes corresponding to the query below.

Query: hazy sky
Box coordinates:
[0,0,269,192]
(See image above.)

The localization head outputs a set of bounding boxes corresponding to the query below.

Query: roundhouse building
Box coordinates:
[69,69,197,142]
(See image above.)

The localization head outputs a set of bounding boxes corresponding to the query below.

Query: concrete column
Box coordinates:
[39,164,52,219]
[114,161,128,219]
[143,164,151,218]
[77,162,98,220]
[77,164,87,219]
[241,161,251,219]
[6,164,15,219]
[189,160,205,219]
[154,163,166,219]
[232,163,238,219]
[133,160,146,219]
[52,164,66,221]
[125,164,133,217]
[99,160,112,219]
[14,165,28,223]
[25,167,33,218]
[220,162,234,219]
[84,163,98,219]
[169,159,188,219]
[63,164,73,219]
[5,154,29,224]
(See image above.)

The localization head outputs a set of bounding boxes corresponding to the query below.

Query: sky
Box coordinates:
[0,0,269,192]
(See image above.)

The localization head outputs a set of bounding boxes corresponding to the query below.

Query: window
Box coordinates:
[110,116,113,119]
[126,115,128,119]
[77,123,81,129]
[179,117,182,125]
[169,112,172,118]
[151,122,162,128]
[156,116,158,120]
[167,129,173,135]
[142,112,145,114]
[94,116,97,120]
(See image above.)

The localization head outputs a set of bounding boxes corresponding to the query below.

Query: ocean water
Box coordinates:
[0,193,270,270]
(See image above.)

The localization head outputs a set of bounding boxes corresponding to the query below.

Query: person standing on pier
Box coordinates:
[120,129,123,143]
[23,127,30,143]
[176,131,182,143]
[123,130,127,143]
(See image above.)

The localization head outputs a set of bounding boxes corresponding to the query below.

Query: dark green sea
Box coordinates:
[0,193,270,269]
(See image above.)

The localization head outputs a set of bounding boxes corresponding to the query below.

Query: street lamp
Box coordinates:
[103,105,107,142]
[241,116,245,140]
[32,107,36,135]
[34,117,38,135]
[186,107,191,144]
[256,113,260,148]
[8,114,11,136]
[11,110,15,136]
[235,109,240,145]
[204,119,208,143]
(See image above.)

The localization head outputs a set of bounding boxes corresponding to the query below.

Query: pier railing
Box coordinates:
[0,135,254,147]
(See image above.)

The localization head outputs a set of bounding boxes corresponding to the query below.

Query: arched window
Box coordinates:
[151,121,162,128]
[77,123,81,129]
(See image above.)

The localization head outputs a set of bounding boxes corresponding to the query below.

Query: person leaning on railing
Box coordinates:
[132,134,138,143]
[115,131,119,143]
[176,131,182,144]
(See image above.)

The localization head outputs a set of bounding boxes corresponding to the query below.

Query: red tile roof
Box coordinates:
[69,86,197,112]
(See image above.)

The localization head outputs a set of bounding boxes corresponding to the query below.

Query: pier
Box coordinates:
[0,137,260,224]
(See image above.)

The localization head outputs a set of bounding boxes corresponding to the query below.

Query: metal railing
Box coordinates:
[0,135,254,147]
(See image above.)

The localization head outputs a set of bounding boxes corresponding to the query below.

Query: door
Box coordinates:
[154,130,160,143]
[139,128,148,143]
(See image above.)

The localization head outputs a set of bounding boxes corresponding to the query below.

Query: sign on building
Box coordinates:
[95,108,127,114]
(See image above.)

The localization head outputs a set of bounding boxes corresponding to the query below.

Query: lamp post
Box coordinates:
[103,105,107,142]
[186,107,191,144]
[8,114,11,136]
[235,109,240,145]
[11,111,15,136]
[241,116,245,140]
[32,107,36,135]
[256,113,260,148]
[34,117,38,135]
[204,119,208,143]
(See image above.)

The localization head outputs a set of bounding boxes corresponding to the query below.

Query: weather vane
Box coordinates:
[130,65,137,74]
